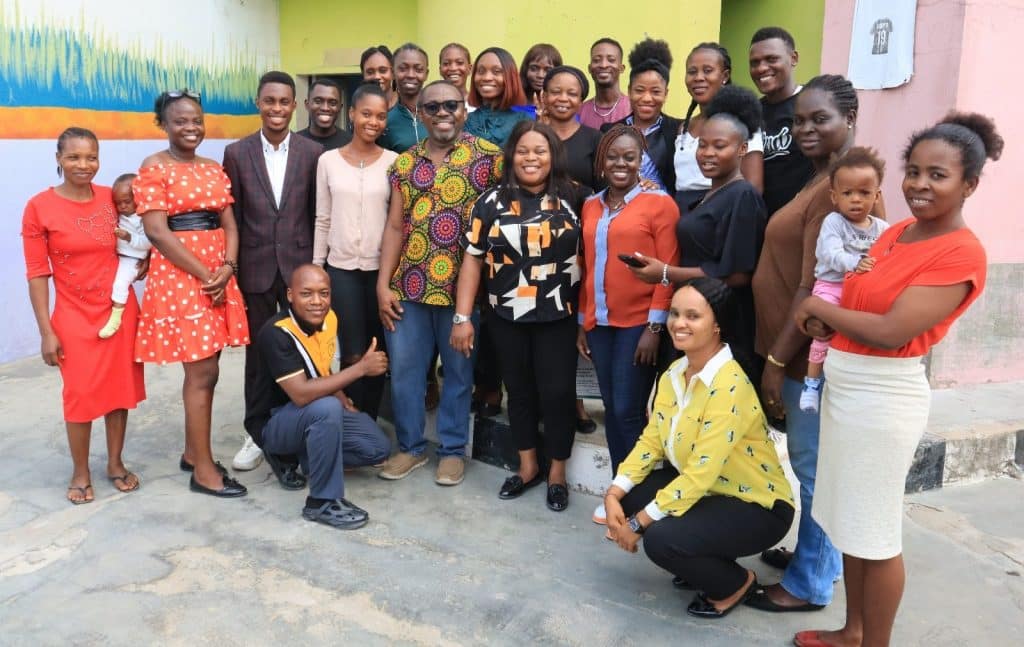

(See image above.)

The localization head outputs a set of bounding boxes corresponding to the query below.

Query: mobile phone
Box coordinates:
[617,253,645,268]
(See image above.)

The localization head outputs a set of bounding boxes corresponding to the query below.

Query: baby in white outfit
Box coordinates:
[100,174,152,339]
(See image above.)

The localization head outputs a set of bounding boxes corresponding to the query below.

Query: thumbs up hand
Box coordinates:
[358,337,389,377]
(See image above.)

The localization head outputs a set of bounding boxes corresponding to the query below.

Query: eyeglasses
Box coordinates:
[167,89,202,103]
[420,100,462,116]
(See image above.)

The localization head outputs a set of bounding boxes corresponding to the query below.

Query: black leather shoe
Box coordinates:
[498,474,543,500]
[179,456,229,476]
[575,417,597,434]
[546,483,569,512]
[760,547,794,570]
[189,474,247,498]
[686,580,758,619]
[265,453,307,490]
[672,575,695,590]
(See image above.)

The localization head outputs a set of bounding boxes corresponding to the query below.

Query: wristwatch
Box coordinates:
[452,313,472,325]
[627,514,646,535]
[660,262,671,287]
[647,322,664,334]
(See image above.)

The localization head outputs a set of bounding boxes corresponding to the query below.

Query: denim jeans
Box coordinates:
[384,301,477,457]
[780,376,842,605]
[586,324,656,475]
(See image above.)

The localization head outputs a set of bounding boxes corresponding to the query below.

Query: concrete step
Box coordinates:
[467,383,1024,496]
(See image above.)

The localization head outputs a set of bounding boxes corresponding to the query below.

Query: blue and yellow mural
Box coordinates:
[0,0,279,139]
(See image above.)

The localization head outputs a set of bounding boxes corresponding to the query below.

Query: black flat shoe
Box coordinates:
[546,483,569,512]
[179,456,229,476]
[686,579,758,619]
[575,417,597,434]
[189,474,247,498]
[672,575,695,590]
[265,453,307,491]
[760,547,794,570]
[743,585,825,613]
[498,474,543,500]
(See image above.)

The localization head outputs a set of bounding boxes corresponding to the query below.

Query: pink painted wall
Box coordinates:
[954,0,1024,266]
[821,0,1024,387]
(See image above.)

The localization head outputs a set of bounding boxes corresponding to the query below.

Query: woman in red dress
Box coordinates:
[22,127,146,504]
[134,90,250,498]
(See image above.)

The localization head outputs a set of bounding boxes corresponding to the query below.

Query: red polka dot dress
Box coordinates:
[132,162,249,364]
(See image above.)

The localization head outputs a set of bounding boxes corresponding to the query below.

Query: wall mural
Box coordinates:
[0,0,279,139]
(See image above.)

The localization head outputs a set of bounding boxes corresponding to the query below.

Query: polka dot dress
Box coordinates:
[132,162,250,364]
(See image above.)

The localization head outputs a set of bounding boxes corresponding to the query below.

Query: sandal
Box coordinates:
[67,484,94,505]
[108,472,140,493]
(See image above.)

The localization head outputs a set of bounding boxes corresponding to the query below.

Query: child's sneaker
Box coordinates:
[799,377,822,413]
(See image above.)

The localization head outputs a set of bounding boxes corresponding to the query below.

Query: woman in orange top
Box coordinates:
[577,124,679,495]
[134,90,250,498]
[792,113,999,647]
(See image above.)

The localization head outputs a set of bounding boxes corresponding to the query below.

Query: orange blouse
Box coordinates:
[831,218,987,357]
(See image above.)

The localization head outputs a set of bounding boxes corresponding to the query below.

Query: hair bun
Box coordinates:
[705,85,763,136]
[628,38,673,71]
[940,111,1004,161]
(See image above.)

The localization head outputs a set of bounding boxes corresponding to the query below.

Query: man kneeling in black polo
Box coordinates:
[250,264,391,529]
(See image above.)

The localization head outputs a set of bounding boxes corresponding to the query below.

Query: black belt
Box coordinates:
[167,210,220,231]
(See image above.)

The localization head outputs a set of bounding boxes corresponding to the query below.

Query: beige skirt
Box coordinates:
[811,349,931,560]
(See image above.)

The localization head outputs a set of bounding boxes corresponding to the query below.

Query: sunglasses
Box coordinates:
[167,89,202,103]
[420,100,462,116]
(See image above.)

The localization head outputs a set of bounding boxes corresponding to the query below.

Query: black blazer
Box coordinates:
[602,113,682,194]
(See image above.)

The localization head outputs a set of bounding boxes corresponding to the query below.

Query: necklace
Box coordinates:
[166,147,201,178]
[165,147,195,163]
[592,95,623,118]
[699,175,742,205]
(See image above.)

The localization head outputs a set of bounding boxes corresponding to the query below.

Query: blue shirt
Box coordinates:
[378,103,425,154]
[626,114,666,191]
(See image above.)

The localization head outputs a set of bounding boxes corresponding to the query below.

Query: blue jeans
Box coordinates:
[384,301,477,457]
[780,376,842,605]
[262,397,391,500]
[586,325,656,475]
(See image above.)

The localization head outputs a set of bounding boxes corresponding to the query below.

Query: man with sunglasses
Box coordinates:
[376,81,503,486]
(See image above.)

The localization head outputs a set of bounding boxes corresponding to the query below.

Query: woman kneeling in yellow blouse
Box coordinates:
[604,277,795,619]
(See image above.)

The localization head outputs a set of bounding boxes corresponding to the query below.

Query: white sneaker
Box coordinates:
[799,385,820,414]
[232,435,264,471]
[592,503,607,525]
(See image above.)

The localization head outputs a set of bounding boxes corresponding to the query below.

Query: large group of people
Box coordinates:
[22,26,1002,646]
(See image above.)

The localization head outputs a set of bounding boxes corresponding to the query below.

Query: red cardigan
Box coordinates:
[578,189,680,330]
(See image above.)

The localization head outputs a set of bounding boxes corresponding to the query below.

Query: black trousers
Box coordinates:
[621,467,794,599]
[325,265,385,420]
[490,314,577,461]
[243,272,289,435]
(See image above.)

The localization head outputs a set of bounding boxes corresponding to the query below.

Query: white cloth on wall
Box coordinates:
[847,0,917,89]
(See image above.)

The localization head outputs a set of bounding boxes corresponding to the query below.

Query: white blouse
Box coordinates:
[314,148,399,270]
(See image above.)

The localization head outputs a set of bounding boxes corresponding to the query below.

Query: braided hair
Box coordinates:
[593,124,647,180]
[681,42,733,136]
[801,74,859,118]
[903,112,1003,181]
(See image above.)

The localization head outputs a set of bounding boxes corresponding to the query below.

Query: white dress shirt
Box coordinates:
[260,130,290,207]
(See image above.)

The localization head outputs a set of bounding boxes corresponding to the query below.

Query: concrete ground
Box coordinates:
[1,349,1022,646]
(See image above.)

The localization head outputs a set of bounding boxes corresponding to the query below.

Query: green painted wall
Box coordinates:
[279,0,419,73]
[719,0,824,92]
[278,0,722,116]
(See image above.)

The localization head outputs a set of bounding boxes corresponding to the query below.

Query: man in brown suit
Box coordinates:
[222,71,324,474]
